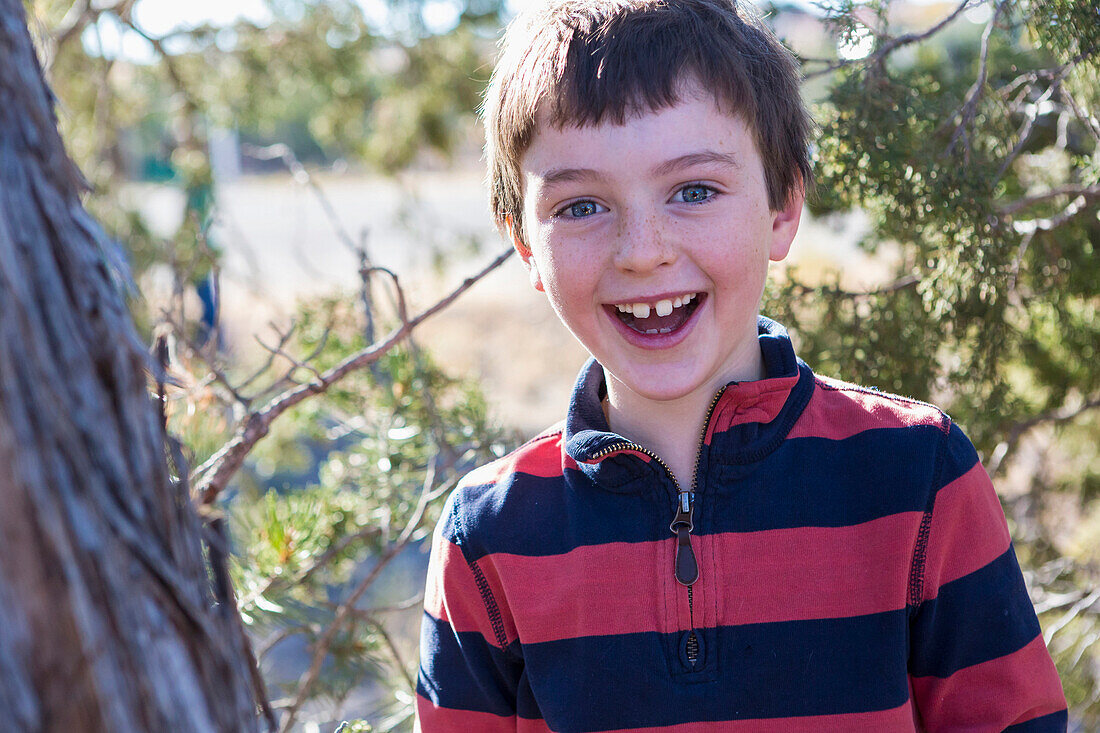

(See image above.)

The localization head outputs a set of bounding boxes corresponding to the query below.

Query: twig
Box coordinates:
[999,183,1100,217]
[803,0,977,81]
[161,309,252,408]
[1010,189,1099,236]
[368,617,416,693]
[366,266,410,326]
[254,333,325,386]
[241,143,360,256]
[194,249,513,504]
[1044,588,1100,645]
[237,524,383,610]
[1062,87,1100,144]
[994,80,1060,181]
[257,626,301,663]
[278,454,448,732]
[945,0,1005,158]
[50,0,94,54]
[236,321,300,393]
[790,274,921,300]
[363,593,425,614]
[988,395,1100,476]
[278,544,403,732]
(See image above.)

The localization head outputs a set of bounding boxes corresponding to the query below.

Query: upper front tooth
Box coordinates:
[655,299,673,317]
[672,296,683,308]
[633,303,650,318]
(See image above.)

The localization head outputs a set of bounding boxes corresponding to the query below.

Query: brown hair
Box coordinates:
[484,0,814,242]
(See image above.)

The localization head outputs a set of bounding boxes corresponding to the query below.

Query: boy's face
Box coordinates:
[510,85,803,406]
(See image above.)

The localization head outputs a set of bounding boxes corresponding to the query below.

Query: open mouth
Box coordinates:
[608,292,704,335]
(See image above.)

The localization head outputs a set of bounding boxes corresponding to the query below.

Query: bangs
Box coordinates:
[544,2,757,129]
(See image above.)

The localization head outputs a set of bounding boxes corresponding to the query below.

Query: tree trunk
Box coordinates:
[0,0,259,729]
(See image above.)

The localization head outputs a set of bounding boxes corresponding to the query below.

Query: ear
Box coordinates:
[768,181,805,263]
[505,214,545,292]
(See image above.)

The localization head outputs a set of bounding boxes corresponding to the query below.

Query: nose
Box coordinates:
[612,210,676,274]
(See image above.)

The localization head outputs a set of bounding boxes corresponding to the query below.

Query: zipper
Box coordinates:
[589,386,729,667]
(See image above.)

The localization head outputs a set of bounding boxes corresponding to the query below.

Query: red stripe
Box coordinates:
[599,701,916,732]
[709,512,920,626]
[415,695,532,732]
[490,540,672,642]
[705,374,800,445]
[424,537,517,645]
[482,513,920,644]
[921,462,1011,601]
[461,434,564,487]
[788,379,943,442]
[909,634,1066,729]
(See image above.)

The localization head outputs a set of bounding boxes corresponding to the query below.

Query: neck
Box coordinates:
[603,346,765,489]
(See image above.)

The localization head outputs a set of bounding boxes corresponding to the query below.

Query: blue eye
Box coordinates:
[570,201,601,217]
[677,185,715,204]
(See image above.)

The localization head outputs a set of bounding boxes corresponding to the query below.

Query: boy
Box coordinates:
[417,0,1068,729]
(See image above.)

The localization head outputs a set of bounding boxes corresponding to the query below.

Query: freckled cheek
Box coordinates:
[539,244,603,302]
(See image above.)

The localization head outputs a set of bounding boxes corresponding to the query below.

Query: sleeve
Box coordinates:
[416,490,522,732]
[907,421,1067,731]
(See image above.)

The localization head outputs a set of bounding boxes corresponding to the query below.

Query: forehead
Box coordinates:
[520,91,759,180]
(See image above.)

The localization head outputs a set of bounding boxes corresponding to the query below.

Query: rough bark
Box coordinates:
[0,0,259,730]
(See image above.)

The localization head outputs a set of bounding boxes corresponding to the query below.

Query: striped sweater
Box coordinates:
[417,317,1067,732]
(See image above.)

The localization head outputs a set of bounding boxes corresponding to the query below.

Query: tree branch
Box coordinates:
[999,183,1100,217]
[789,274,921,300]
[988,394,1100,476]
[945,0,1005,158]
[193,248,513,504]
[802,0,977,81]
[994,79,1062,181]
[1043,588,1100,645]
[1010,188,1100,236]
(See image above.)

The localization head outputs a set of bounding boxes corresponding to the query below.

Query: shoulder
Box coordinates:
[792,373,983,495]
[457,424,565,495]
[792,373,952,440]
[438,426,566,557]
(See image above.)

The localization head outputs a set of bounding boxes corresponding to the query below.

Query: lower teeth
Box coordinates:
[644,328,672,334]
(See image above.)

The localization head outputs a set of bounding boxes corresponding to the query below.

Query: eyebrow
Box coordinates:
[537,167,607,187]
[651,151,741,177]
[535,150,740,188]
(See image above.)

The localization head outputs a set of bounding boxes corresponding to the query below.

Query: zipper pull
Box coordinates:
[670,490,698,586]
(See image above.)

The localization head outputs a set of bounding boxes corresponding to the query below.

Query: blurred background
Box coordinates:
[24,0,1099,729]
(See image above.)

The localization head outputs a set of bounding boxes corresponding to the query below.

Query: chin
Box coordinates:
[609,366,708,404]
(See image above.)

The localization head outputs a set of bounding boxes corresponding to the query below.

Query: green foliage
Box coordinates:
[223,292,510,727]
[28,0,503,339]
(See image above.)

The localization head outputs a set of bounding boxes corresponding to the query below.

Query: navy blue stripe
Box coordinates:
[445,423,968,560]
[708,424,949,531]
[1003,709,1068,732]
[942,420,980,485]
[522,611,909,732]
[418,612,522,717]
[442,473,669,561]
[908,546,1041,678]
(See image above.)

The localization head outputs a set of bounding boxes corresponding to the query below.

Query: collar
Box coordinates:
[563,316,814,494]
